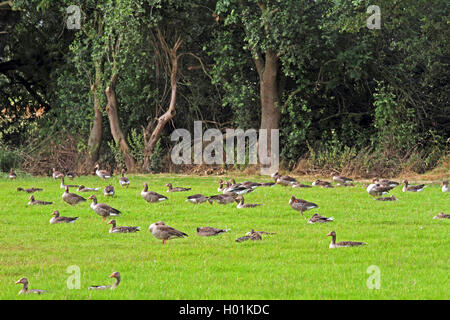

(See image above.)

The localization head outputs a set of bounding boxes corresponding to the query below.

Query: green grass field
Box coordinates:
[0,174,448,299]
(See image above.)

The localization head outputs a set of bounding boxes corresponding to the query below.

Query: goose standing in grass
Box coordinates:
[332,175,353,185]
[141,182,167,203]
[62,186,87,206]
[17,187,43,193]
[88,195,121,221]
[312,180,333,188]
[165,183,191,192]
[375,195,397,201]
[77,185,100,192]
[49,210,79,224]
[94,164,112,180]
[236,231,262,242]
[366,183,394,196]
[289,195,318,215]
[235,195,263,208]
[433,212,449,219]
[208,193,238,205]
[327,231,366,248]
[308,213,334,224]
[441,180,449,192]
[197,227,229,237]
[89,272,121,290]
[52,168,64,179]
[107,220,140,233]
[119,169,130,188]
[271,172,297,186]
[15,278,47,295]
[186,194,209,204]
[28,195,53,206]
[104,185,115,197]
[9,168,16,180]
[148,221,188,245]
[402,180,426,192]
[60,176,79,189]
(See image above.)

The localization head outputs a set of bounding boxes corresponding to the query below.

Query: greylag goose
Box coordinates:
[433,212,449,219]
[62,186,87,206]
[208,193,238,205]
[402,180,426,192]
[88,195,121,221]
[17,187,43,193]
[375,195,397,201]
[60,177,79,189]
[65,172,78,179]
[197,227,229,236]
[259,182,276,187]
[332,175,353,185]
[49,210,78,224]
[289,195,318,215]
[104,185,115,197]
[327,231,366,248]
[186,194,209,204]
[236,231,262,242]
[223,182,254,195]
[9,168,17,179]
[107,220,140,233]
[119,169,130,188]
[245,229,275,236]
[271,172,297,186]
[28,195,53,205]
[94,164,112,180]
[308,213,334,224]
[217,179,226,192]
[312,180,333,188]
[441,180,449,192]
[148,221,188,244]
[15,278,47,295]
[372,178,399,188]
[165,183,191,192]
[231,179,261,189]
[141,182,167,203]
[366,183,394,196]
[52,168,64,179]
[235,195,263,208]
[292,182,312,188]
[77,185,100,192]
[89,272,120,290]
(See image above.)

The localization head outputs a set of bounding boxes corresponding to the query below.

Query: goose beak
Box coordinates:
[327,232,332,236]
[109,273,115,278]
[15,280,21,284]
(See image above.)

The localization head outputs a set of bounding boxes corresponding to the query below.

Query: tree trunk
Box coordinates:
[105,74,136,171]
[142,34,182,171]
[87,60,103,166]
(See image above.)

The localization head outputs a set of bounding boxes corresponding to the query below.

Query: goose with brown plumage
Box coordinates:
[148,221,188,245]
[9,168,16,180]
[88,195,121,221]
[402,180,426,192]
[236,230,262,242]
[312,180,333,188]
[62,186,87,206]
[197,226,229,237]
[107,220,140,233]
[327,231,366,248]
[375,195,397,201]
[208,193,238,205]
[245,229,275,236]
[119,169,130,188]
[17,187,43,193]
[49,210,79,224]
[366,183,394,196]
[141,182,167,203]
[308,213,334,224]
[104,185,115,197]
[292,182,312,188]
[52,168,64,179]
[332,175,353,185]
[441,180,449,192]
[15,278,47,295]
[433,212,449,219]
[235,195,263,208]
[289,195,318,215]
[372,178,399,188]
[77,185,100,192]
[28,195,53,205]
[94,164,112,180]
[186,194,209,204]
[271,172,297,186]
[165,183,191,192]
[89,272,121,290]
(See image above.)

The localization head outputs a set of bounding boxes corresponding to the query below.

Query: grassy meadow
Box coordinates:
[0,173,448,299]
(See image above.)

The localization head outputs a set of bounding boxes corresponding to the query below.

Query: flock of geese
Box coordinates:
[6,166,449,294]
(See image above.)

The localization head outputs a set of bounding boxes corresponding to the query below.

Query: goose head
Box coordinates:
[107,220,116,227]
[17,187,23,191]
[289,195,296,204]
[165,183,173,188]
[109,271,120,279]
[15,277,28,285]
[327,230,336,237]
[29,195,35,201]
[51,211,60,217]
[442,180,448,187]
[87,195,97,201]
